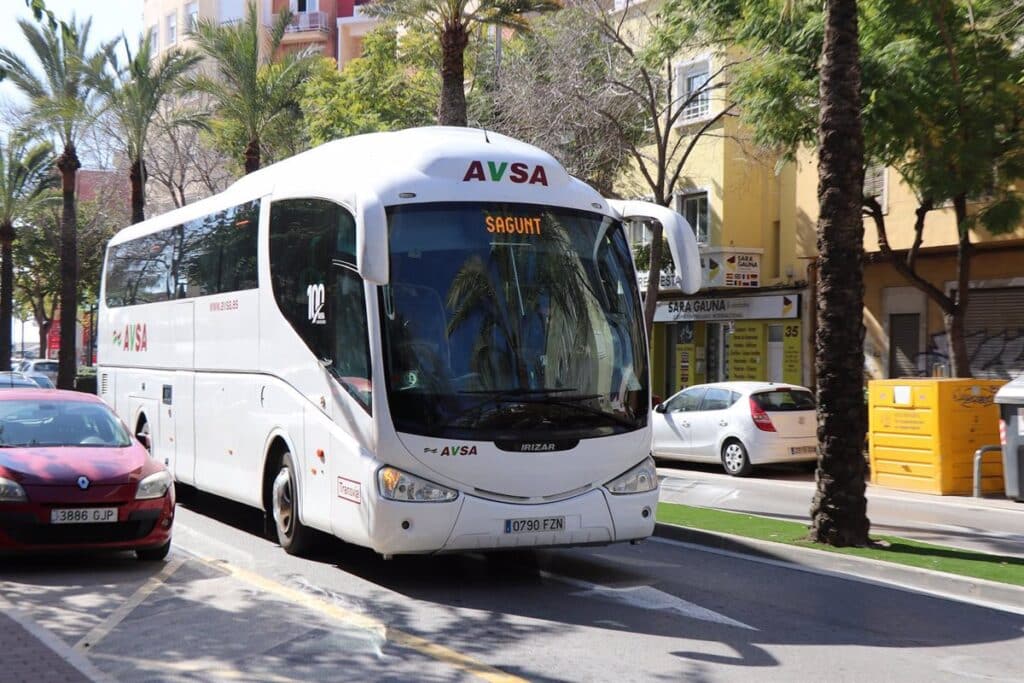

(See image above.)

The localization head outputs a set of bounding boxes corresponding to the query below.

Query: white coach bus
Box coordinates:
[97,127,700,557]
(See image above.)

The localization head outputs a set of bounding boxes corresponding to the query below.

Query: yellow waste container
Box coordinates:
[868,378,1006,495]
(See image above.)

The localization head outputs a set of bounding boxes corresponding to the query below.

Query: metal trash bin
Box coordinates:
[995,376,1024,502]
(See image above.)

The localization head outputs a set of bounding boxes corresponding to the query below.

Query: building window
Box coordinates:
[864,163,887,213]
[149,25,158,50]
[166,12,177,45]
[675,60,710,122]
[677,191,709,244]
[185,2,199,32]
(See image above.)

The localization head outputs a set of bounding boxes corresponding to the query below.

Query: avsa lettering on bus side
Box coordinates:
[112,323,148,352]
[463,160,548,186]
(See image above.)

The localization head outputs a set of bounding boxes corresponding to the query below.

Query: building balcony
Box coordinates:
[276,11,329,36]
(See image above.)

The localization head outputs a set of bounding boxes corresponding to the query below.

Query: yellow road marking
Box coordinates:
[74,557,185,652]
[203,557,527,683]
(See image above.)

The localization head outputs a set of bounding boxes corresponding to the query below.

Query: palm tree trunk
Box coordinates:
[808,0,871,547]
[0,221,13,371]
[129,156,146,224]
[244,138,260,174]
[57,144,80,390]
[439,23,469,127]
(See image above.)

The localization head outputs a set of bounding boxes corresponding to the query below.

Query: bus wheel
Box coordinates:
[272,452,313,556]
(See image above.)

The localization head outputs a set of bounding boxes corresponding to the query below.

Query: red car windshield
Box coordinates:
[0,400,132,448]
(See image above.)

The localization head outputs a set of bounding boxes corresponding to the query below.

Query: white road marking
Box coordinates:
[73,557,186,652]
[541,571,757,630]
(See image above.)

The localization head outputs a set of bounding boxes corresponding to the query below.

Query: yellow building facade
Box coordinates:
[616,26,809,400]
[788,149,1024,381]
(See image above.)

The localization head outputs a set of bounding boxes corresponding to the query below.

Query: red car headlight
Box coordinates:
[0,476,27,502]
[136,471,173,500]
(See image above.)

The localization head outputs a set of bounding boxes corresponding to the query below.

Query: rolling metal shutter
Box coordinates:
[963,287,1024,379]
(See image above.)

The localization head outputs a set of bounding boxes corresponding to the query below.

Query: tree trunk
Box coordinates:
[439,23,469,127]
[642,222,664,340]
[244,138,260,174]
[808,0,871,547]
[57,144,80,390]
[129,156,146,224]
[949,193,972,377]
[0,221,13,371]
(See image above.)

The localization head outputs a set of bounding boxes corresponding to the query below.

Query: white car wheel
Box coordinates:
[721,440,752,477]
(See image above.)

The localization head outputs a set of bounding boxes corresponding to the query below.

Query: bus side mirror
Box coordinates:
[357,191,389,285]
[608,200,702,294]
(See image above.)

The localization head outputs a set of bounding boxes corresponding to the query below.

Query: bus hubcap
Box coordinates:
[272,468,293,536]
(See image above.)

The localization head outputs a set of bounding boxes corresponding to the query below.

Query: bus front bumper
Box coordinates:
[367,486,658,556]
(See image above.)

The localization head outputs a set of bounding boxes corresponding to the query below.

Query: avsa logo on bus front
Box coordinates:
[111,323,148,352]
[425,445,478,456]
[462,160,548,186]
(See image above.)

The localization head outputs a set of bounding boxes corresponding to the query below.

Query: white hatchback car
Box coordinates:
[652,382,818,476]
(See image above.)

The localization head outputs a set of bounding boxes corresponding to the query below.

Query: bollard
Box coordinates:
[972,445,1003,498]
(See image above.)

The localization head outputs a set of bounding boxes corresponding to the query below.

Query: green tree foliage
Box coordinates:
[0,16,109,388]
[667,0,1024,377]
[189,2,317,173]
[0,136,56,369]
[483,7,644,197]
[16,194,120,360]
[95,34,200,224]
[301,27,438,144]
[365,0,559,126]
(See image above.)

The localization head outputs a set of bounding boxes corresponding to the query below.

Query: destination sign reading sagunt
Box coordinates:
[485,215,542,235]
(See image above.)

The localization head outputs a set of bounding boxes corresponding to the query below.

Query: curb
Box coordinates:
[653,523,1024,615]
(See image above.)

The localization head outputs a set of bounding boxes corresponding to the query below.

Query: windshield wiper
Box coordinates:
[446,388,635,429]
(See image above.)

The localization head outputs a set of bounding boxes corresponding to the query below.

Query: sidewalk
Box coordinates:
[0,602,107,683]
[657,464,1024,557]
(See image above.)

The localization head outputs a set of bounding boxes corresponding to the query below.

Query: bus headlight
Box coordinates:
[377,466,458,503]
[136,471,173,500]
[605,456,658,495]
[0,476,27,502]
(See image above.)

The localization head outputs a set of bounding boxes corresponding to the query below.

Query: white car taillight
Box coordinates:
[749,397,777,432]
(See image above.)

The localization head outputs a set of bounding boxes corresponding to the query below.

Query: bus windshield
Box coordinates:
[382,202,648,440]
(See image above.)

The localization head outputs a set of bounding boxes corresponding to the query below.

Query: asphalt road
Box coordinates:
[1,487,1022,682]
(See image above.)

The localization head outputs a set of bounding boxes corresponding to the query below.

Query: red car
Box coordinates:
[0,389,174,560]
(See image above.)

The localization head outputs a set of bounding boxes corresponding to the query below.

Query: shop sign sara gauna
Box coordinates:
[655,294,799,322]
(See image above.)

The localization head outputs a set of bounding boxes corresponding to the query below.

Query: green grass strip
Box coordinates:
[657,502,1024,587]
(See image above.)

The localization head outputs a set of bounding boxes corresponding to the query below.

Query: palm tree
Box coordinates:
[0,17,109,389]
[0,136,56,370]
[367,0,560,126]
[189,2,316,174]
[808,0,871,547]
[97,34,201,224]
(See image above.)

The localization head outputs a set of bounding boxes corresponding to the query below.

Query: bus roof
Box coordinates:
[110,127,610,246]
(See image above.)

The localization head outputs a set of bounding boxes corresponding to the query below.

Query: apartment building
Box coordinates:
[142,0,375,65]
[616,39,807,400]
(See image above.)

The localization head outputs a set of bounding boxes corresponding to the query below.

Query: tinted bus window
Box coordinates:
[104,200,260,307]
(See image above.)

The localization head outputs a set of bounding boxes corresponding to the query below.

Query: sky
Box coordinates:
[0,0,144,110]
[0,2,143,348]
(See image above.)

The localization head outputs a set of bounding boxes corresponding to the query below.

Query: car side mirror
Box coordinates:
[654,403,667,414]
